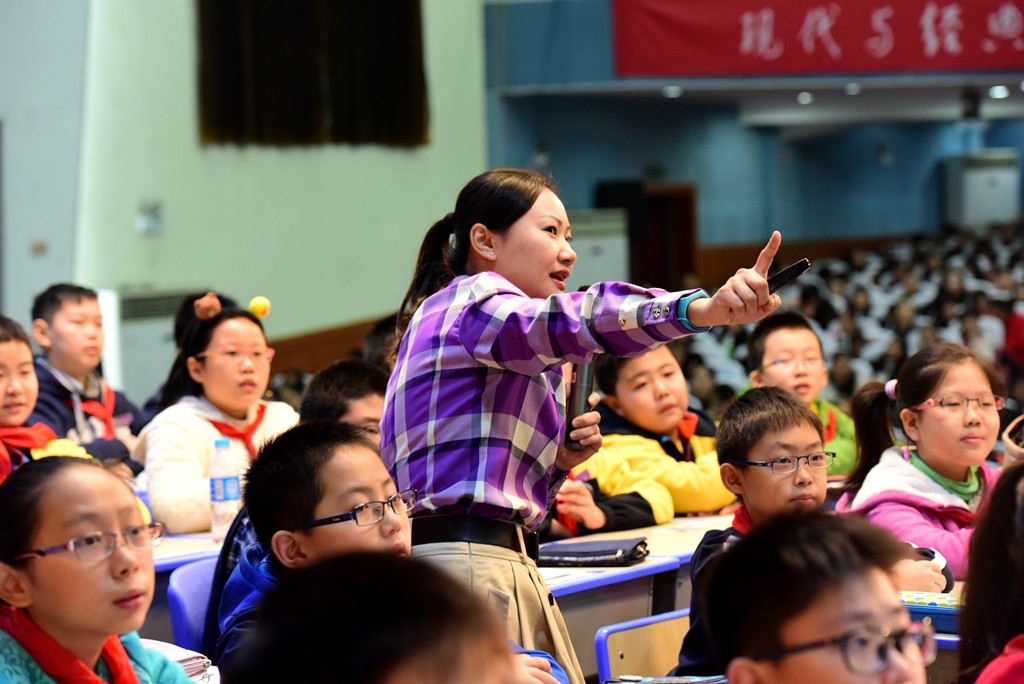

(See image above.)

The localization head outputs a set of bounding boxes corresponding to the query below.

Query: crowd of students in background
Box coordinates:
[1,168,1023,683]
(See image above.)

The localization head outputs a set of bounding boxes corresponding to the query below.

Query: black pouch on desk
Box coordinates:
[538,537,649,567]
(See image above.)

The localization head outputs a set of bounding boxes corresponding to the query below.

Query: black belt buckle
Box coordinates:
[413,515,539,561]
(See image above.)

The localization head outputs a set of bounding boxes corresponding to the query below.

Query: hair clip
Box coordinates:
[248,295,272,320]
[193,292,222,321]
[884,378,898,400]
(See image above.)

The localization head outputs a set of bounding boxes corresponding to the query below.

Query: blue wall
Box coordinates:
[485,0,1023,245]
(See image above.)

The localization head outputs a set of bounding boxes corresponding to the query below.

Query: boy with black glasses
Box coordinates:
[215,421,413,666]
[704,511,934,684]
[671,387,946,676]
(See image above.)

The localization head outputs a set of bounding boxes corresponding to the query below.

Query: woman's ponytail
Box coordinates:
[397,213,461,336]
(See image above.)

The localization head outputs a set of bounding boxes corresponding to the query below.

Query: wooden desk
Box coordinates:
[540,555,681,681]
[142,534,221,643]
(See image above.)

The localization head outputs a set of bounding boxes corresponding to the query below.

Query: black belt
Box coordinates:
[412,515,539,561]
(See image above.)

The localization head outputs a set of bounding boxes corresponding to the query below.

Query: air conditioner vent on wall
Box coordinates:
[120,290,206,321]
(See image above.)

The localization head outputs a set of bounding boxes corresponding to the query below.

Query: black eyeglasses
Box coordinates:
[754,619,936,676]
[294,489,417,530]
[13,522,165,564]
[733,451,835,475]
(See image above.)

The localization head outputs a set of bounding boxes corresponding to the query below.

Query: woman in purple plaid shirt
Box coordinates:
[381,168,781,683]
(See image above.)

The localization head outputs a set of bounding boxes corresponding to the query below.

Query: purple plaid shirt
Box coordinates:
[380,272,708,530]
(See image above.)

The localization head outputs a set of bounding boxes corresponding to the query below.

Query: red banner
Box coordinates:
[613,0,1024,76]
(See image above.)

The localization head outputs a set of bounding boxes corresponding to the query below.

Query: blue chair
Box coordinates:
[167,557,219,652]
[594,608,691,683]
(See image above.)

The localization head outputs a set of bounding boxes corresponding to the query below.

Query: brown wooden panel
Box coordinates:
[268,318,378,375]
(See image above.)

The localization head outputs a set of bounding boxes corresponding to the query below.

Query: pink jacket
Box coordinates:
[836,447,998,579]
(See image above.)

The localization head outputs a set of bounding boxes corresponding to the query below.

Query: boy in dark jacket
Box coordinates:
[29,284,146,475]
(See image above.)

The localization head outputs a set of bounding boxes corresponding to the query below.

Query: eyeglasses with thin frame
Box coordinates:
[733,451,835,475]
[760,355,825,373]
[754,618,936,676]
[195,348,276,367]
[294,489,417,530]
[913,394,1005,415]
[13,522,165,564]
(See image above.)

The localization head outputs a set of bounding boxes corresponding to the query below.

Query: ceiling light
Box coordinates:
[989,85,1010,99]
[797,91,814,105]
[845,83,861,95]
[662,85,683,98]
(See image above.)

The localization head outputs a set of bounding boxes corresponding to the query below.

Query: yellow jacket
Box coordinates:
[586,431,735,514]
[571,449,675,524]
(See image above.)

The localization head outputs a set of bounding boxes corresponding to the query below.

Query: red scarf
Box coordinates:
[0,423,58,482]
[824,408,837,444]
[0,607,139,684]
[75,384,118,440]
[556,472,579,536]
[676,413,700,461]
[207,403,267,458]
[731,505,755,535]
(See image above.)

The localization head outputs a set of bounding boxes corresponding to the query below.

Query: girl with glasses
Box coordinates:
[839,342,1005,580]
[134,299,299,533]
[0,457,189,683]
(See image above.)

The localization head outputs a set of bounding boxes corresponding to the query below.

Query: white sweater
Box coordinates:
[134,395,298,533]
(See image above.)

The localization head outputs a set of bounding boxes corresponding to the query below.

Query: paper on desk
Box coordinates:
[140,638,212,680]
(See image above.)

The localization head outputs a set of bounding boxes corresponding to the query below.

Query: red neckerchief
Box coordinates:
[207,403,267,458]
[74,384,118,440]
[556,471,579,536]
[824,408,837,444]
[0,423,58,482]
[0,606,139,684]
[676,413,700,461]
[731,505,755,535]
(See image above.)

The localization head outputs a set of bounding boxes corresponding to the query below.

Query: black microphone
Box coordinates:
[565,285,594,451]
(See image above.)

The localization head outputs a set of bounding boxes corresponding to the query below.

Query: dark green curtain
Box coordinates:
[197,0,428,147]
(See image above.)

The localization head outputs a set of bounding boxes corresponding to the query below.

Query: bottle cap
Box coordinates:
[214,437,231,449]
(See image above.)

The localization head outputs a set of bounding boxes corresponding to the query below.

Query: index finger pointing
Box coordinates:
[752,230,782,277]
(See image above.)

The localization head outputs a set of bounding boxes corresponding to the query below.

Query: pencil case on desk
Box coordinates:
[899,590,960,633]
[538,537,649,567]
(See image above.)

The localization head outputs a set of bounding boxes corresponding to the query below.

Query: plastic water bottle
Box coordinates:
[209,437,241,543]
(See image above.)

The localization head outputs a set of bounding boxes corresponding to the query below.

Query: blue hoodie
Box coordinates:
[215,543,277,667]
[215,544,571,683]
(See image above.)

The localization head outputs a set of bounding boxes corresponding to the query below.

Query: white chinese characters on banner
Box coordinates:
[920,3,965,57]
[865,6,896,58]
[740,9,784,59]
[800,4,844,58]
[982,2,1024,52]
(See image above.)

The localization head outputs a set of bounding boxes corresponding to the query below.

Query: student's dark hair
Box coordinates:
[30,283,98,324]
[243,421,379,553]
[595,345,682,397]
[958,462,1024,683]
[299,359,388,423]
[397,168,556,336]
[846,342,1005,492]
[716,387,824,467]
[221,553,509,684]
[745,310,822,374]
[595,354,629,396]
[0,458,106,569]
[158,309,264,410]
[172,291,238,349]
[704,511,910,667]
[0,315,31,347]
[361,311,400,371]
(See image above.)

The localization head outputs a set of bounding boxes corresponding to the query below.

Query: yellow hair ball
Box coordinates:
[248,296,271,319]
